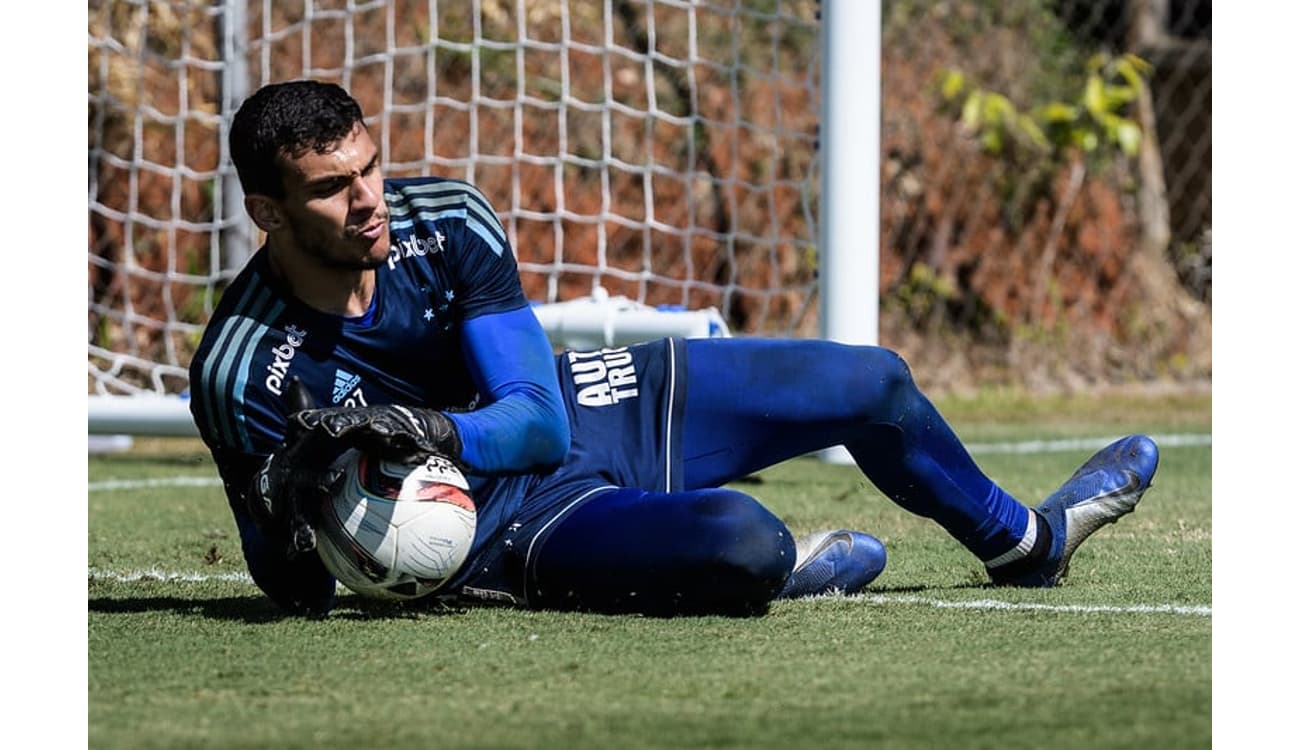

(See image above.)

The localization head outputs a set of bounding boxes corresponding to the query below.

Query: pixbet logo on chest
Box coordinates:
[568,347,639,407]
[264,325,307,396]
[386,230,447,270]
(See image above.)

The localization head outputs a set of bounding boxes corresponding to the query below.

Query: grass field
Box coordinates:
[88,389,1211,749]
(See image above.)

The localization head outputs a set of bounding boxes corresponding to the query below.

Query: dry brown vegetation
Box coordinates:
[88,0,1209,396]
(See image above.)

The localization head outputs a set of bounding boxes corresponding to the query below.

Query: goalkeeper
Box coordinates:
[190,80,1160,616]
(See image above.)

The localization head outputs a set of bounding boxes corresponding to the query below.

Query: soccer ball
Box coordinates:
[314,449,477,601]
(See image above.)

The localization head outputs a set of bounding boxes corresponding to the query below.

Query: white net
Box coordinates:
[88,0,824,398]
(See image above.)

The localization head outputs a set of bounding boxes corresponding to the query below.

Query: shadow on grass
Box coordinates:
[89,583,1005,624]
[88,592,779,622]
[87,594,470,623]
[89,452,213,469]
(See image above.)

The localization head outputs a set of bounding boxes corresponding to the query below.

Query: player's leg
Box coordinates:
[680,337,1158,583]
[525,486,796,615]
[681,337,1030,563]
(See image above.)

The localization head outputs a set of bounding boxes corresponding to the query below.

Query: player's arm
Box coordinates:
[208,445,338,615]
[429,182,569,472]
[278,309,567,475]
[193,378,345,616]
[445,304,569,472]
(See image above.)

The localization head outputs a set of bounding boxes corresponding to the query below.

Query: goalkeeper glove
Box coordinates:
[288,403,463,467]
[247,379,465,558]
[246,378,342,557]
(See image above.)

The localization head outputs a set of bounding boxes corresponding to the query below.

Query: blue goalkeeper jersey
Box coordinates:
[188,176,557,611]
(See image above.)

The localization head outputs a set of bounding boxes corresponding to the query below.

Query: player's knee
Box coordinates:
[691,489,795,593]
[847,346,919,423]
[863,346,915,395]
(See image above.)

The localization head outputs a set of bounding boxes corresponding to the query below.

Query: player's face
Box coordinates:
[275,125,391,270]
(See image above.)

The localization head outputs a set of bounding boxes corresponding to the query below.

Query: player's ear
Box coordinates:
[246,194,285,233]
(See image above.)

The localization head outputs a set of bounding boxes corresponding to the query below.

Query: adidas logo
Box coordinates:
[332,369,362,404]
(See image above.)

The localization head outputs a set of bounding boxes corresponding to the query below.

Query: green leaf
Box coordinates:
[1098,111,1124,136]
[983,92,1014,125]
[941,70,965,100]
[1017,114,1050,150]
[1116,121,1142,155]
[1103,84,1138,108]
[1039,101,1079,123]
[1121,52,1153,76]
[981,129,1003,154]
[1083,74,1105,117]
[962,91,984,130]
[1114,57,1148,91]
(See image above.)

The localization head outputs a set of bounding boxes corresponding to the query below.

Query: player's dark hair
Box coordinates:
[229,80,366,198]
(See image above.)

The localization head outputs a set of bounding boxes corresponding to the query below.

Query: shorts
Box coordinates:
[446,337,689,606]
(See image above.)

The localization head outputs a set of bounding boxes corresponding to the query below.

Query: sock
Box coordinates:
[984,510,1052,575]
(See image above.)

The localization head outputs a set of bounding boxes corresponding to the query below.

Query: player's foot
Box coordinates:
[988,434,1159,587]
[776,530,887,599]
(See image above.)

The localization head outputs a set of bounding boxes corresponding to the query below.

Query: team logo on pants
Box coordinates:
[568,348,639,407]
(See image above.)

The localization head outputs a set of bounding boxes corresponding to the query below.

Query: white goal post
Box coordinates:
[87,0,879,438]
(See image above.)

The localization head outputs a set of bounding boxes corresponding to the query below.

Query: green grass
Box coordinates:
[89,390,1211,749]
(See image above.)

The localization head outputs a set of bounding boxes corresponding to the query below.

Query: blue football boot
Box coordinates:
[776,530,887,599]
[989,434,1160,587]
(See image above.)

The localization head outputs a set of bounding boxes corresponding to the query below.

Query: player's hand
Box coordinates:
[287,403,463,466]
[246,379,347,558]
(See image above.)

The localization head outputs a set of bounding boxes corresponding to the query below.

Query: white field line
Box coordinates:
[855,593,1211,617]
[89,566,255,584]
[87,432,1212,494]
[963,432,1212,455]
[89,476,223,492]
[87,567,1211,617]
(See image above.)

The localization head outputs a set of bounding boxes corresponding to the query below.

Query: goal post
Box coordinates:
[819,0,880,349]
[87,0,881,437]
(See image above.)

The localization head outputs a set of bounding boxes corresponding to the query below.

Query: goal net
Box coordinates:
[88,0,825,413]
